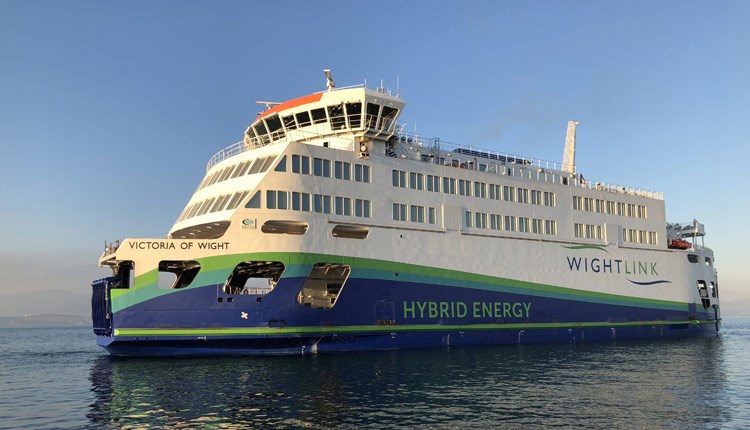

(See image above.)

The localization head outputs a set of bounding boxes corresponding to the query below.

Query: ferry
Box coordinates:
[91,70,720,355]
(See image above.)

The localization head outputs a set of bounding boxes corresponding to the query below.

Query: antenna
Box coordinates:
[324,69,335,91]
[256,101,281,110]
[396,75,400,97]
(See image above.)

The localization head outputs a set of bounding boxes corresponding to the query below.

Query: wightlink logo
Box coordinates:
[562,245,671,286]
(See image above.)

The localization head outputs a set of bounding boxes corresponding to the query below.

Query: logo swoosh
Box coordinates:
[561,245,609,254]
[627,279,672,286]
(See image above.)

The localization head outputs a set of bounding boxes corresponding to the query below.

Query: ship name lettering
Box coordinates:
[127,241,229,251]
[129,241,176,250]
[197,242,230,250]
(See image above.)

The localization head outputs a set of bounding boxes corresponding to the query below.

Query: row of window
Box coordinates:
[197,156,276,191]
[392,203,438,224]
[624,229,659,245]
[177,190,253,223]
[392,170,556,207]
[283,154,371,182]
[573,223,659,244]
[246,102,399,147]
[573,196,648,219]
[266,190,372,218]
[574,223,603,240]
[466,211,558,235]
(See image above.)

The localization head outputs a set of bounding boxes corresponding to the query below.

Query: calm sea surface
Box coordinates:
[1,317,749,429]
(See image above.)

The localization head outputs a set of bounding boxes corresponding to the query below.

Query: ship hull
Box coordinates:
[92,271,720,356]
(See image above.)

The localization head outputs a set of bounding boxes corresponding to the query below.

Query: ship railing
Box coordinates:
[102,240,120,257]
[207,116,392,171]
[391,130,664,200]
[206,141,246,170]
[573,179,664,200]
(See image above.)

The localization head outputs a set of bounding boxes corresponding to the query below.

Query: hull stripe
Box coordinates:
[113,319,710,338]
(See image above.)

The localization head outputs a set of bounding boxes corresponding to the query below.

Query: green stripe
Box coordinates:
[112,251,688,313]
[114,319,709,337]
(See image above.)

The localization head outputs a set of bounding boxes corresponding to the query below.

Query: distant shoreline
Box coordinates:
[0,314,90,328]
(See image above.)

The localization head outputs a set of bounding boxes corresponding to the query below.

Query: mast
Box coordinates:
[562,120,578,174]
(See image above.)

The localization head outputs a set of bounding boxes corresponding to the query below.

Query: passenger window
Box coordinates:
[245,191,261,209]
[261,220,308,235]
[275,155,287,172]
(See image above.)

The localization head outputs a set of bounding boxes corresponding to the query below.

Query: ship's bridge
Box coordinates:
[241,85,405,153]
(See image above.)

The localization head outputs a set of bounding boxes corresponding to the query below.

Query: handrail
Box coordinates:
[206,141,246,171]
[205,124,663,200]
[391,130,663,200]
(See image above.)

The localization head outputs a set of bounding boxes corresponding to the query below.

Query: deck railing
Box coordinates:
[204,125,663,200]
[392,131,664,200]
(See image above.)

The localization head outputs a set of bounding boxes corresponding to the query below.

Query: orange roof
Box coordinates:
[255,92,323,122]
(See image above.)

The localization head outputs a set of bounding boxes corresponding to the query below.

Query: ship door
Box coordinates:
[375,300,395,325]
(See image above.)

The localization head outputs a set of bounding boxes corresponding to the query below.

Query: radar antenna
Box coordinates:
[256,101,281,110]
[324,69,335,91]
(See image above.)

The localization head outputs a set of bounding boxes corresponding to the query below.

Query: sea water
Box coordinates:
[1,317,749,429]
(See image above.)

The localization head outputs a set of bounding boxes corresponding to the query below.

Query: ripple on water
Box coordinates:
[1,320,750,429]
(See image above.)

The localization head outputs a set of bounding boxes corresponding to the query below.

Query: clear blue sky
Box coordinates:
[1,1,748,313]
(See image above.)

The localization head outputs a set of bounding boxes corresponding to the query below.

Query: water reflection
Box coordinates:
[87,337,730,429]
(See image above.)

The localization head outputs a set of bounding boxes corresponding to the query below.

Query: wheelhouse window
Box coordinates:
[345,102,362,128]
[379,106,399,130]
[283,115,297,130]
[310,108,327,124]
[265,115,284,141]
[366,103,381,128]
[253,122,270,145]
[295,111,312,127]
[328,104,346,130]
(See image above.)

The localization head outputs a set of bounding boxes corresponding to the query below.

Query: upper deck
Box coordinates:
[207,84,405,170]
[205,130,663,202]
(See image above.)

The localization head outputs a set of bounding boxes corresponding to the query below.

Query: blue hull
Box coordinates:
[98,323,718,356]
[92,276,720,356]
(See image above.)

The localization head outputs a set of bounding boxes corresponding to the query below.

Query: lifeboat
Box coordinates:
[669,238,691,250]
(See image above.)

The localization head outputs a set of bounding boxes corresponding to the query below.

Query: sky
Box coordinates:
[1,0,748,315]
